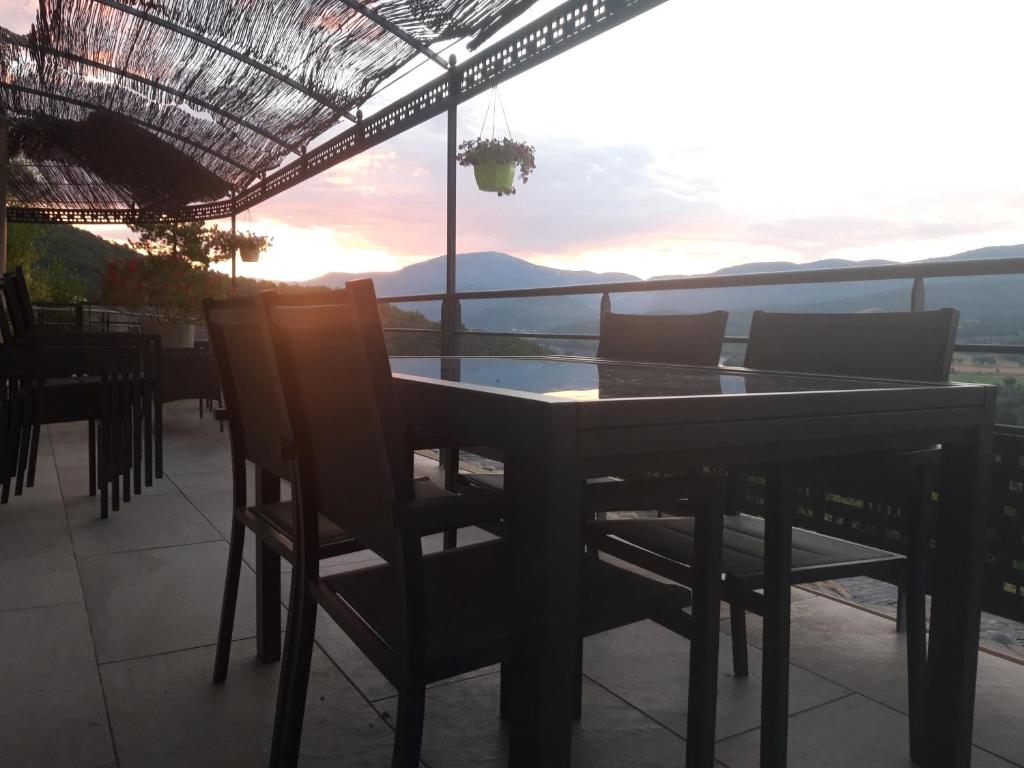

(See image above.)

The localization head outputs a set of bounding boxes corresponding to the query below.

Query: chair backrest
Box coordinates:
[597,310,728,366]
[263,279,411,563]
[203,295,293,483]
[744,308,960,382]
[3,267,38,336]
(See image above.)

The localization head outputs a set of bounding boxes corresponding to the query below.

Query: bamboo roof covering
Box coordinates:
[0,0,539,214]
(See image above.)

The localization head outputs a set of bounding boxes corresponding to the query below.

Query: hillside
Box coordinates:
[12,223,134,299]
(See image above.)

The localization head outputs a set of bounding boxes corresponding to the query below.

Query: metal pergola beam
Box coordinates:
[1,82,259,176]
[8,0,668,222]
[337,0,450,70]
[90,0,359,122]
[0,30,302,155]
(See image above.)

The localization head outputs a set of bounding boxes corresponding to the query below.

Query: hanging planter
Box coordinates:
[239,242,260,262]
[473,158,517,194]
[458,138,536,196]
[458,88,535,197]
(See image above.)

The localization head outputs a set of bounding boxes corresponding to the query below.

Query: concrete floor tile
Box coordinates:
[0,546,82,611]
[714,694,1017,768]
[584,620,850,740]
[102,638,393,768]
[78,541,261,662]
[68,491,222,557]
[375,672,687,768]
[0,483,71,556]
[0,603,115,768]
[59,464,180,499]
[973,652,1024,765]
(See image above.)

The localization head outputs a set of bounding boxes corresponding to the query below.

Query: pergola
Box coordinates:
[0,0,668,307]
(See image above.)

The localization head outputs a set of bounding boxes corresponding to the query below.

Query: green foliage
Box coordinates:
[456,137,536,195]
[6,223,87,302]
[128,220,271,268]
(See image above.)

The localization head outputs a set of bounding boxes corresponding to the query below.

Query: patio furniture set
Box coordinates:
[203,279,993,768]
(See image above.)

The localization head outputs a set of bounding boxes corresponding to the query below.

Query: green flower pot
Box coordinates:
[473,160,516,193]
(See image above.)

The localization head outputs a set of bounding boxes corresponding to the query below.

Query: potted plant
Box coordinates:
[208,230,270,264]
[457,137,536,196]
[101,255,226,348]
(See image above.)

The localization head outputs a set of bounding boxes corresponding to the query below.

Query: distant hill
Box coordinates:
[32,224,134,298]
[307,246,1024,344]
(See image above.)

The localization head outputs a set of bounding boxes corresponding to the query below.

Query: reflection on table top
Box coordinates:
[389,356,951,402]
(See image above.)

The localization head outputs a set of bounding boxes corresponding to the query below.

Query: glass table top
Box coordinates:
[389,356,934,402]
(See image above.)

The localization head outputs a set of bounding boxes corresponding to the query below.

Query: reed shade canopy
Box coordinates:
[0,0,540,213]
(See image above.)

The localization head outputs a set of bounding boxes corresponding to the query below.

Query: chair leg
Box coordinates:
[213,517,246,683]
[729,601,750,677]
[99,420,109,519]
[26,423,40,487]
[499,661,513,720]
[256,542,282,663]
[895,583,907,634]
[87,420,97,496]
[269,575,317,768]
[391,680,427,768]
[573,636,584,721]
[905,469,931,765]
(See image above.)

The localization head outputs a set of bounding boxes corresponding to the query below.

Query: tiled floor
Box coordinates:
[1,401,1022,768]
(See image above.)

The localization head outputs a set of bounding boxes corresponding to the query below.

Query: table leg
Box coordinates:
[507,406,581,768]
[256,468,282,663]
[760,468,795,768]
[687,473,726,768]
[926,426,992,768]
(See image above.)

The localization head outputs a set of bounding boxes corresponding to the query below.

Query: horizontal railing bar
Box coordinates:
[952,344,1024,355]
[375,256,1024,305]
[384,327,1024,356]
[457,330,600,340]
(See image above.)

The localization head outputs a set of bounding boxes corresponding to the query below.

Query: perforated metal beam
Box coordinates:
[0,29,302,154]
[336,0,450,69]
[11,0,668,222]
[91,0,359,121]
[1,82,259,176]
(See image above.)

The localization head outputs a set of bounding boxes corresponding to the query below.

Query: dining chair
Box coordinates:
[597,308,729,365]
[588,307,960,763]
[260,280,689,768]
[2,267,161,496]
[203,292,370,682]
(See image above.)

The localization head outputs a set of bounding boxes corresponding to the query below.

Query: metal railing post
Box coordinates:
[911,277,926,311]
[74,303,84,331]
[442,54,459,357]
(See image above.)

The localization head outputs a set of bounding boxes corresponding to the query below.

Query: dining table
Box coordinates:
[387,355,995,768]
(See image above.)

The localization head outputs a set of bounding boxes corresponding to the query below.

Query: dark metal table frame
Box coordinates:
[379,357,995,768]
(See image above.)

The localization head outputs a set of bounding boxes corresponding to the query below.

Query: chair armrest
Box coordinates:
[392,494,506,536]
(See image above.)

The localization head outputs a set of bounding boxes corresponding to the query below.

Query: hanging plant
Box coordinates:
[457,138,536,196]
[459,88,535,197]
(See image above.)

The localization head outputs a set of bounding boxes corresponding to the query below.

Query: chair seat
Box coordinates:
[323,539,685,680]
[592,513,905,588]
[246,477,453,554]
[248,500,353,547]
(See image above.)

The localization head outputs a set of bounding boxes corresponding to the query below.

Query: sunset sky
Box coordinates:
[3,0,1024,282]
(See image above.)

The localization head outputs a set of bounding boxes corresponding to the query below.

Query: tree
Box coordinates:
[127,220,270,269]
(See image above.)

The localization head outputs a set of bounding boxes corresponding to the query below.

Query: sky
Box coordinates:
[3,0,1024,282]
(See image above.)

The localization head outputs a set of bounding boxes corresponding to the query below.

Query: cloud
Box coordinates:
[251,116,718,264]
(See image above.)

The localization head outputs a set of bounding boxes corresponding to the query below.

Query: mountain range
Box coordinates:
[308,245,1024,344]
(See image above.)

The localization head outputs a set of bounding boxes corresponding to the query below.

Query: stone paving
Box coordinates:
[1,401,1022,768]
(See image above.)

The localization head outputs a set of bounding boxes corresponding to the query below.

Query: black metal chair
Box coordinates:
[259,280,688,768]
[1,267,161,500]
[588,307,960,764]
[597,308,728,365]
[203,294,368,682]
